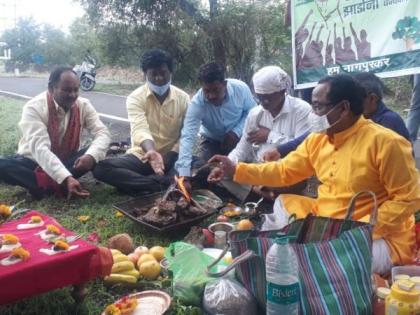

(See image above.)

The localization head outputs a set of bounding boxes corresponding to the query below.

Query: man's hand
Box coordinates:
[221,131,239,153]
[207,155,236,182]
[73,154,96,172]
[64,176,90,200]
[263,148,281,162]
[247,126,270,144]
[144,150,165,175]
[252,185,276,200]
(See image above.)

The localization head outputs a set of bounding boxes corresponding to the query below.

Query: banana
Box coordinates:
[110,249,122,256]
[112,254,130,263]
[120,268,140,279]
[111,261,135,273]
[104,273,137,284]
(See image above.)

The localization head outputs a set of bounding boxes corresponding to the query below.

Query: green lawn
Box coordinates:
[0,96,199,315]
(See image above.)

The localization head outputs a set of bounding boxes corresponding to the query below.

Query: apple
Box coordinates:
[134,246,149,258]
[216,215,229,222]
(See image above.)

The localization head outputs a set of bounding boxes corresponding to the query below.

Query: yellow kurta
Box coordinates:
[234,117,420,265]
[126,84,190,159]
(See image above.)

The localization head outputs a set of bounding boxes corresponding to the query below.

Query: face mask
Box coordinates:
[309,105,341,133]
[147,79,171,96]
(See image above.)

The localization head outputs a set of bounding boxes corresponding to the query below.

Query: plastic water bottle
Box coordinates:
[266,236,299,315]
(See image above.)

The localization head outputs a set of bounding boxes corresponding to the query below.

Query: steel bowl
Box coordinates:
[208,222,234,235]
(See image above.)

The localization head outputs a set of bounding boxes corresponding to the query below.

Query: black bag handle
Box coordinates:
[344,191,377,225]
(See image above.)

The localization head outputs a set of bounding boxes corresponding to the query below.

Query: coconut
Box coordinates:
[107,233,134,255]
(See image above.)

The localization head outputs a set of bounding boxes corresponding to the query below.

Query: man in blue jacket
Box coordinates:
[175,62,256,186]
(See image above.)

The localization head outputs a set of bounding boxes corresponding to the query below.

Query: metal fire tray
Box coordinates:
[113,190,223,234]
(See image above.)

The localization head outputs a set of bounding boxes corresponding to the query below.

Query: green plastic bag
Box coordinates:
[165,242,226,306]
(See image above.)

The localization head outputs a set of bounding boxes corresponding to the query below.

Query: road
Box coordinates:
[0,76,128,120]
[0,75,130,142]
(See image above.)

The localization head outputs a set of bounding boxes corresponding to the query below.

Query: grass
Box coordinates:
[0,96,199,315]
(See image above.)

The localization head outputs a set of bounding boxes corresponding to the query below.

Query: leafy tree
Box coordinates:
[78,0,291,84]
[1,17,42,71]
[0,17,75,71]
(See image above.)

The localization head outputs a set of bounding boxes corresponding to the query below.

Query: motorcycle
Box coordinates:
[73,54,97,91]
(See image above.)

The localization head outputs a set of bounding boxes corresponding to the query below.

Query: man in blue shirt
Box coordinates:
[175,62,256,180]
[264,72,410,160]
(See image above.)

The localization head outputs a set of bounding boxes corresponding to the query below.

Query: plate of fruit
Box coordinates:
[103,291,171,315]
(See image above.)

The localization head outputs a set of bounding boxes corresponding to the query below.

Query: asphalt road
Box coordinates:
[0,75,130,142]
[0,76,128,120]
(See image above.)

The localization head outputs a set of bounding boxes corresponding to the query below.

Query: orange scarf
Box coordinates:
[46,92,81,160]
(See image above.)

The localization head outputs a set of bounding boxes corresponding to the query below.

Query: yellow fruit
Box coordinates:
[120,268,140,279]
[113,254,130,263]
[110,249,122,256]
[149,246,165,261]
[136,253,156,269]
[111,261,135,273]
[237,219,254,231]
[139,260,161,280]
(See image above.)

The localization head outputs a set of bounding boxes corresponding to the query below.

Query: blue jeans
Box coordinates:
[406,74,420,141]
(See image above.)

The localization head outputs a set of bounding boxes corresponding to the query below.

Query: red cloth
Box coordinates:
[46,92,81,161]
[0,211,113,305]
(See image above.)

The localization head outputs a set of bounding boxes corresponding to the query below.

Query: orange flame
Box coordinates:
[174,176,191,202]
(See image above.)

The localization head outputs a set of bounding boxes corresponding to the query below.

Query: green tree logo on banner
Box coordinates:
[392,16,420,50]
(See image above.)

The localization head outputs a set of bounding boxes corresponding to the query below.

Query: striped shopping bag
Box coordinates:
[208,191,376,315]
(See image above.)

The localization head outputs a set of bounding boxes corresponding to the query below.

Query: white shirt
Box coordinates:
[17,91,111,184]
[228,95,312,163]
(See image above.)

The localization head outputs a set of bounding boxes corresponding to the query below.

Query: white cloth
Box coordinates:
[252,65,292,94]
[17,91,111,184]
[228,95,312,163]
[266,196,393,275]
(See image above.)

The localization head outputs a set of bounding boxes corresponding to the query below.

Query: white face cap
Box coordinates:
[252,65,291,94]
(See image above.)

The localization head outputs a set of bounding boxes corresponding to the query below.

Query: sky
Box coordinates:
[0,0,85,34]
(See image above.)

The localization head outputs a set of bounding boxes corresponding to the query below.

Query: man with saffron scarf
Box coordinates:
[0,67,110,199]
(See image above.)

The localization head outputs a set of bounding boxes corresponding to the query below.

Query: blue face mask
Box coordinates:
[147,79,171,96]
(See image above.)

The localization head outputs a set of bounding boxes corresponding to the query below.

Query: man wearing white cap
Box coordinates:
[222,65,312,201]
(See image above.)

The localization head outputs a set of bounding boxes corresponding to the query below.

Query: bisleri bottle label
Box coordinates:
[267,282,299,304]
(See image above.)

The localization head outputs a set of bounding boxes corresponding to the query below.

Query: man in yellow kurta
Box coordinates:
[208,74,420,275]
[93,49,189,193]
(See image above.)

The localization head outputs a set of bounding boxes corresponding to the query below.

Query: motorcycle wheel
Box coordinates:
[80,76,95,91]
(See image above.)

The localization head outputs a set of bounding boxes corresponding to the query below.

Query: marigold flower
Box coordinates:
[0,204,11,218]
[104,304,121,315]
[53,240,70,251]
[3,234,19,245]
[77,215,90,223]
[11,247,30,260]
[30,216,42,223]
[46,224,61,235]
[116,296,138,313]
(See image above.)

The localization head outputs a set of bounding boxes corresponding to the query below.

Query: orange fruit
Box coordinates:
[139,260,161,280]
[237,219,254,231]
[136,253,156,269]
[149,246,165,261]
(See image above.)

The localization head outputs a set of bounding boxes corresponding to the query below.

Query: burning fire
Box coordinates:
[174,176,191,202]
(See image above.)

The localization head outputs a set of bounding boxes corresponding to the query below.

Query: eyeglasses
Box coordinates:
[311,102,334,115]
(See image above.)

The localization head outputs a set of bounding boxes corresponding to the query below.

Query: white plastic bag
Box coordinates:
[203,278,257,315]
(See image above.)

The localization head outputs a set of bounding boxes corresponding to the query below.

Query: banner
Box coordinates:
[291,0,420,89]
